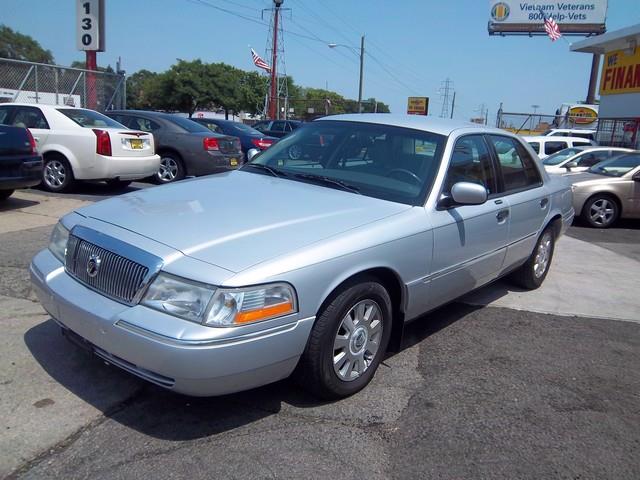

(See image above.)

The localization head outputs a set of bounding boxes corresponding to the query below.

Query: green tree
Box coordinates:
[126,69,159,109]
[0,25,53,63]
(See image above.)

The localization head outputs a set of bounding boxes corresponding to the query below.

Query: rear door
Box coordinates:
[487,134,548,271]
[429,134,507,307]
[10,106,50,148]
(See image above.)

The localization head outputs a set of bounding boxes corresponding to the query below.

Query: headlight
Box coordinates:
[141,274,297,327]
[141,273,214,323]
[204,283,296,327]
[49,222,69,263]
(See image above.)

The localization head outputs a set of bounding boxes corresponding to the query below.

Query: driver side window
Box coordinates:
[444,135,496,194]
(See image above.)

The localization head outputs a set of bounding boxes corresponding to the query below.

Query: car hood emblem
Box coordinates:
[86,254,102,278]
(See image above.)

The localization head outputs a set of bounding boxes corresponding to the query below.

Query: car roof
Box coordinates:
[315,113,504,136]
[2,103,93,112]
[549,128,596,133]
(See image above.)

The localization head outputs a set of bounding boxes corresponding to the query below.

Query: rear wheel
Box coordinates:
[509,226,555,290]
[0,189,14,201]
[155,153,185,184]
[582,194,619,228]
[295,280,392,399]
[42,155,75,193]
[105,179,132,190]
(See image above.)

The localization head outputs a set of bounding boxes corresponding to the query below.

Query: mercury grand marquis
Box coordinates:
[30,114,574,399]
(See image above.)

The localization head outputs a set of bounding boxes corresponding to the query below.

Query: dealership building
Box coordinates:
[571,24,640,148]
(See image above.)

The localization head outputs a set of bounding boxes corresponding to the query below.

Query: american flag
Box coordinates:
[251,48,271,73]
[543,15,562,42]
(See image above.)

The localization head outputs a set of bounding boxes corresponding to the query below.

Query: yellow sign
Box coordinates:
[568,106,598,125]
[600,48,640,96]
[407,97,429,115]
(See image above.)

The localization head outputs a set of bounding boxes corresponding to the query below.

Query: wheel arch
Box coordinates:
[156,147,186,175]
[583,190,623,216]
[41,147,78,175]
[315,266,407,353]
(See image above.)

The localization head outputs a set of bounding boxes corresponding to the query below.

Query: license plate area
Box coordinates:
[129,139,143,149]
[230,158,238,166]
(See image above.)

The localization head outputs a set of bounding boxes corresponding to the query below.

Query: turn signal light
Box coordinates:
[203,137,220,151]
[234,301,295,324]
[93,129,112,156]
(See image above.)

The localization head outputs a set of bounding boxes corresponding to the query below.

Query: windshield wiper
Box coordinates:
[242,163,286,178]
[293,172,361,194]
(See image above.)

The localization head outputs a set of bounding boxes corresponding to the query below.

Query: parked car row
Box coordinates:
[0,104,290,193]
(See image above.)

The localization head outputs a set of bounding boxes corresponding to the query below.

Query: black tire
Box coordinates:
[155,153,185,184]
[509,226,555,290]
[0,189,14,200]
[41,155,75,193]
[582,194,619,229]
[295,279,392,399]
[105,179,132,190]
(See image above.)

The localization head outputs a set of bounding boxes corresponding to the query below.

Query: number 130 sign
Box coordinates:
[76,0,105,51]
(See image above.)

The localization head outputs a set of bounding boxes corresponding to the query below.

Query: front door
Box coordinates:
[429,134,508,309]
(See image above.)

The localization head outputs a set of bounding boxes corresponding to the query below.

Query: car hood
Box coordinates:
[76,171,411,272]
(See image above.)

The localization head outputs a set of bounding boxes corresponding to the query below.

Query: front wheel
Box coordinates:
[509,226,555,290]
[582,195,619,228]
[295,280,392,399]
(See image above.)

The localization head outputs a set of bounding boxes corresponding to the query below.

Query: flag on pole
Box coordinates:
[251,48,271,73]
[543,15,562,42]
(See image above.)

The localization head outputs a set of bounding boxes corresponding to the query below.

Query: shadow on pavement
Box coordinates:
[23,300,497,442]
[0,195,39,211]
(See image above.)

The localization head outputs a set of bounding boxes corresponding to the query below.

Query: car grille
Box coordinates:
[65,235,149,305]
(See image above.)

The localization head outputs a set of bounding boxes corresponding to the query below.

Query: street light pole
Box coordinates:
[328,35,365,113]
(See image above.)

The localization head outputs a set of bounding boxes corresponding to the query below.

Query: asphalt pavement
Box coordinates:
[1,186,639,479]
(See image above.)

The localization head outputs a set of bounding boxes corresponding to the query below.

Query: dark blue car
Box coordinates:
[191,118,277,159]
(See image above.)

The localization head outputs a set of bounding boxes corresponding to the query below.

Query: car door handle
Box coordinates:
[496,209,510,223]
[540,198,549,209]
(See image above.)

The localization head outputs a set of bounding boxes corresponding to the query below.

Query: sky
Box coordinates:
[3,0,640,123]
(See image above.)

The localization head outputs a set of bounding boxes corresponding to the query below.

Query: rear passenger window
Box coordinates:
[544,141,567,155]
[444,135,496,194]
[573,142,592,148]
[271,121,286,132]
[130,116,160,132]
[489,135,542,192]
[12,107,49,129]
[0,106,12,124]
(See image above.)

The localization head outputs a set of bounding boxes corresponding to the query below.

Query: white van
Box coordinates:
[523,135,596,159]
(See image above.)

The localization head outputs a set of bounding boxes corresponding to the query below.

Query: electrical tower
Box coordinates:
[439,78,454,119]
[263,0,289,120]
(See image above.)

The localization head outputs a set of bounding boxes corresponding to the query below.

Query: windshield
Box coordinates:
[168,115,211,133]
[58,108,125,128]
[587,154,640,177]
[542,147,582,165]
[242,120,446,206]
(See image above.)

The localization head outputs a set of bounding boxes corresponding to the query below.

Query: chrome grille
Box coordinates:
[66,235,149,304]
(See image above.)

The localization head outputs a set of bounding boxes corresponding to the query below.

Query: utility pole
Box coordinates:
[358,35,364,113]
[450,91,456,119]
[439,78,454,119]
[268,0,283,120]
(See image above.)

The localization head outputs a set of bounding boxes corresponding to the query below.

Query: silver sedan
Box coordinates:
[30,114,574,399]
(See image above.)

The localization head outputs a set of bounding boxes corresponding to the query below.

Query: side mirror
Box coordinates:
[450,182,488,206]
[565,161,578,169]
[247,148,260,161]
[632,171,640,182]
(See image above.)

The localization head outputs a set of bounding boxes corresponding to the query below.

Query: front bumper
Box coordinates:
[30,249,314,396]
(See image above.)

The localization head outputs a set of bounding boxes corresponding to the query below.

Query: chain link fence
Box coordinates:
[0,58,125,112]
[595,118,640,148]
[496,110,599,136]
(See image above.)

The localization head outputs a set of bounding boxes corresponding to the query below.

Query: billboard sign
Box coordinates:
[488,1,607,35]
[600,48,640,96]
[407,97,429,115]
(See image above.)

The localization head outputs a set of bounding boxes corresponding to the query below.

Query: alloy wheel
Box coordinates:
[158,157,178,182]
[44,160,66,189]
[333,299,383,381]
[533,231,553,278]
[589,198,615,227]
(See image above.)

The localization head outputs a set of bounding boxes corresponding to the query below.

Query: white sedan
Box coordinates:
[542,146,634,174]
[0,103,160,192]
